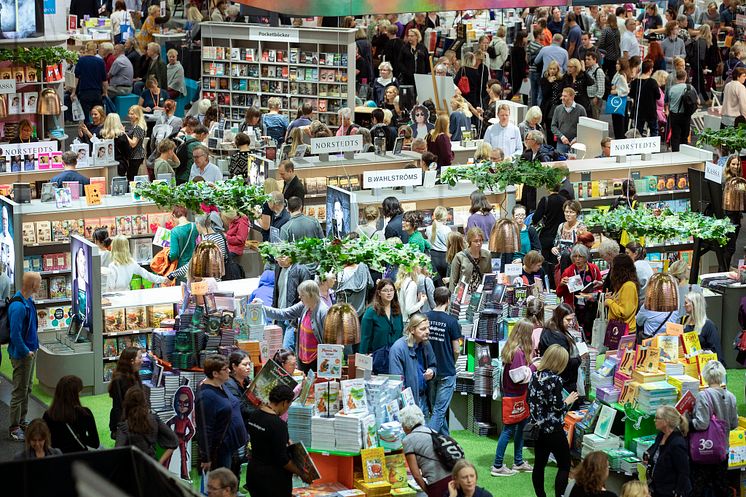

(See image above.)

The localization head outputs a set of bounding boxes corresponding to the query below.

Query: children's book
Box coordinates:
[246,359,298,406]
[340,378,368,414]
[682,331,701,356]
[384,453,408,488]
[361,447,387,482]
[317,344,343,379]
[593,404,616,439]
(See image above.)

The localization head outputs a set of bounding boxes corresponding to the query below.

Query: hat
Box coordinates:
[624,3,634,11]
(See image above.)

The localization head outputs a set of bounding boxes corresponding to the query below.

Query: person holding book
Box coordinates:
[681,291,723,363]
[105,235,166,292]
[555,244,602,341]
[517,250,547,289]
[449,460,493,497]
[643,406,691,497]
[449,227,492,294]
[244,384,311,497]
[491,319,535,477]
[222,350,255,481]
[688,360,738,497]
[51,151,91,189]
[528,344,578,497]
[604,254,639,336]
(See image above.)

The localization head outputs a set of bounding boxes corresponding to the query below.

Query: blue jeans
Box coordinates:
[493,416,528,468]
[636,118,658,138]
[556,142,571,154]
[530,72,541,107]
[282,321,296,350]
[427,375,456,436]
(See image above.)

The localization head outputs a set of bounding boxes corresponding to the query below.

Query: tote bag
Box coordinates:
[605,95,627,116]
[457,68,471,95]
[689,391,728,464]
[591,292,608,349]
[502,392,530,425]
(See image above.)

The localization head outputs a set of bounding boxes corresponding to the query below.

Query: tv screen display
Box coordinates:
[326,186,358,239]
[0,0,42,39]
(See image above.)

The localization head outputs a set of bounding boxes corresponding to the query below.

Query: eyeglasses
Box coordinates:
[207,484,227,492]
[415,113,424,117]
[380,288,395,293]
[513,213,526,218]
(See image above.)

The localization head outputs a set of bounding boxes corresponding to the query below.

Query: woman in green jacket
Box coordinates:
[402,211,431,253]
[168,206,198,282]
[360,278,404,374]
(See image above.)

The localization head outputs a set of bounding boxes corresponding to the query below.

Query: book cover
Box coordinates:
[682,331,701,356]
[384,453,408,488]
[48,276,68,298]
[675,390,696,414]
[131,215,148,235]
[36,220,51,243]
[616,334,636,358]
[83,218,99,239]
[21,222,35,245]
[298,369,315,405]
[246,359,299,406]
[103,308,126,333]
[361,447,387,482]
[51,220,70,242]
[317,344,343,379]
[69,219,84,237]
[618,348,636,376]
[340,378,368,414]
[643,347,661,373]
[593,404,616,439]
[131,238,152,263]
[618,381,639,405]
[634,345,650,371]
[103,362,116,382]
[401,387,415,407]
[115,215,132,236]
[99,216,116,235]
[8,93,20,114]
[657,335,680,362]
[50,152,64,169]
[36,308,50,329]
[89,176,107,195]
[103,338,118,357]
[696,352,719,386]
[313,380,339,416]
[55,188,72,208]
[362,413,378,449]
[125,306,148,330]
[147,304,174,328]
[287,441,321,482]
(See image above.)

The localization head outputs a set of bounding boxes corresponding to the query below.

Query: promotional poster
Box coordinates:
[71,236,93,330]
[0,201,14,285]
[325,186,356,239]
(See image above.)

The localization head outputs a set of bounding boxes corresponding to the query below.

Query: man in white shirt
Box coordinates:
[483,104,523,157]
[620,18,641,58]
[188,145,223,183]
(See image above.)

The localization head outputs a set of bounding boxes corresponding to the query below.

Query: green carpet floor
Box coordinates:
[2,344,744,496]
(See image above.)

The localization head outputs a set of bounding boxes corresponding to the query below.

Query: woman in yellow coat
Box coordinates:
[605,253,639,335]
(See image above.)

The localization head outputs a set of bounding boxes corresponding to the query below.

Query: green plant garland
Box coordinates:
[259,236,433,275]
[134,177,270,219]
[584,207,735,246]
[440,158,569,192]
[0,47,79,67]
[696,125,746,154]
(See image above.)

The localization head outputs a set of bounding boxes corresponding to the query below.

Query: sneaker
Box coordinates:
[490,466,518,477]
[512,462,533,472]
[19,420,28,430]
[9,426,24,442]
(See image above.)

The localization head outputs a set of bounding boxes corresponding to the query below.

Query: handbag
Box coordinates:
[502,392,530,425]
[689,390,728,464]
[457,68,471,95]
[605,95,627,116]
[604,319,628,350]
[65,423,99,451]
[591,292,608,349]
[151,224,194,282]
[71,98,85,122]
[522,421,540,446]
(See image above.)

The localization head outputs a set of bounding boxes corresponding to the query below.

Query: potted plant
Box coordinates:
[440,158,569,193]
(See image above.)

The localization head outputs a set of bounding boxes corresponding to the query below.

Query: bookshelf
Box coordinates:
[199,23,357,131]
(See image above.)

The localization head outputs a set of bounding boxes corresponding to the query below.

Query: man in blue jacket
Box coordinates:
[8,272,40,442]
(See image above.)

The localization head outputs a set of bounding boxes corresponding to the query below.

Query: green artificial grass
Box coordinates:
[3,343,745,495]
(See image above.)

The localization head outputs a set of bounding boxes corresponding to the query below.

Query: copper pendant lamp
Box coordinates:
[645,273,679,313]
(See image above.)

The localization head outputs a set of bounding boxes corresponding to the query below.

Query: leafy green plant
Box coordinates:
[584,207,736,246]
[440,158,569,192]
[134,177,270,219]
[0,47,79,68]
[697,125,746,154]
[259,236,433,274]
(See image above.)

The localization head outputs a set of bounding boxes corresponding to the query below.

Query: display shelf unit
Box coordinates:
[199,23,356,130]
[0,161,119,186]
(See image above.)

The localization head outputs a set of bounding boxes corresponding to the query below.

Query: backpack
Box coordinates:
[427,428,465,470]
[174,136,198,182]
[681,84,699,116]
[0,295,26,345]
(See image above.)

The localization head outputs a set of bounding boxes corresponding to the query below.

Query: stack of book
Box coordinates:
[148,386,167,417]
[163,374,181,402]
[474,307,503,342]
[151,329,176,361]
[636,381,679,412]
[244,303,265,340]
[378,421,404,451]
[264,325,283,362]
[667,374,700,398]
[473,364,494,396]
[288,404,313,447]
[581,433,621,457]
[632,434,657,459]
[619,456,641,475]
[605,448,636,471]
[311,416,336,451]
[334,412,364,452]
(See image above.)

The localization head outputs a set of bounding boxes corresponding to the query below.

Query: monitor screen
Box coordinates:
[0,0,42,39]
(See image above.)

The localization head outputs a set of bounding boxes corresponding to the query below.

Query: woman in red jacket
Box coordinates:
[221,210,249,257]
[555,244,602,341]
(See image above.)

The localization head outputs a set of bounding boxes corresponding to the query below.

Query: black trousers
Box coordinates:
[532,430,571,497]
[127,158,144,181]
[669,112,691,152]
[690,460,729,497]
[430,250,448,282]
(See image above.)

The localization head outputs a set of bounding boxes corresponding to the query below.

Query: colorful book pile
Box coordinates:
[378,421,404,451]
[632,434,658,460]
[636,381,678,412]
[605,448,636,472]
[151,329,176,362]
[667,375,699,398]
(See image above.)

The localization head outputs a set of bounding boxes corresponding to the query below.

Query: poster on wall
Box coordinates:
[71,236,93,330]
[0,201,14,286]
[325,186,357,239]
[0,0,40,39]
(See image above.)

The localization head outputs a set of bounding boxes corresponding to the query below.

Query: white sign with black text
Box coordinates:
[363,168,423,189]
[310,135,363,155]
[0,80,16,95]
[250,27,300,43]
[705,161,723,184]
[0,140,57,157]
[609,136,661,156]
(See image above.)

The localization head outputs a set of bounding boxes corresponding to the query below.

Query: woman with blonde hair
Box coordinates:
[101,113,131,177]
[356,205,384,240]
[562,58,594,115]
[491,319,535,476]
[389,313,436,413]
[429,206,452,282]
[425,114,453,169]
[136,5,160,48]
[396,265,429,322]
[682,291,723,362]
[610,57,632,140]
[644,405,691,497]
[444,231,466,286]
[528,344,577,497]
[540,60,564,145]
[620,481,649,497]
[474,142,493,162]
[518,106,543,142]
[449,95,472,142]
[126,105,147,180]
[105,235,166,291]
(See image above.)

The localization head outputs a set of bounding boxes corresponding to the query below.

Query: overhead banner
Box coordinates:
[235,0,560,17]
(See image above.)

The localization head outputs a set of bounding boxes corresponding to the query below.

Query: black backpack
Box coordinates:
[0,295,25,346]
[428,428,465,470]
[681,84,699,116]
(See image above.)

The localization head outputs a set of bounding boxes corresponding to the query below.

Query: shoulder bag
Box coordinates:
[66,422,100,451]
[151,224,194,283]
[591,292,607,349]
[689,390,729,464]
[457,67,471,95]
[461,250,483,293]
